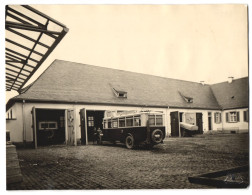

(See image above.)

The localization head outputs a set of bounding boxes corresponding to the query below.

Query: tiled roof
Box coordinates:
[211,77,248,109]
[8,60,245,110]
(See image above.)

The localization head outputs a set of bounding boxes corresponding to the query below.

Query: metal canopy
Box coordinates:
[5,5,69,92]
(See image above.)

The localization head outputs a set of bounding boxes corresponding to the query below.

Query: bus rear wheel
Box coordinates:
[151,129,163,144]
[125,135,134,149]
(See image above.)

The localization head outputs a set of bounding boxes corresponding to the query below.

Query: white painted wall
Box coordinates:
[221,108,249,132]
[168,108,222,135]
[6,103,24,142]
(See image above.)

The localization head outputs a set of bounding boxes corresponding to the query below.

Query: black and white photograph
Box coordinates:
[2,0,250,191]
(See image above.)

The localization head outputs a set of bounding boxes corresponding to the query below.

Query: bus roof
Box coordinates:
[103,111,164,120]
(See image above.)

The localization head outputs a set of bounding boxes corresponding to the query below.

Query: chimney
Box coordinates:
[200,81,205,85]
[228,77,234,83]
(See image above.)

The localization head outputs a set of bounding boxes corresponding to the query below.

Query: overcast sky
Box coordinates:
[5,4,248,102]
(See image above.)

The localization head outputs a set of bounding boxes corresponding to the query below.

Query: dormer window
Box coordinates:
[112,88,127,98]
[178,91,193,103]
[185,97,193,103]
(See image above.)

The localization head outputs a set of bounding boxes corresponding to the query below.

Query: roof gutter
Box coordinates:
[9,98,223,110]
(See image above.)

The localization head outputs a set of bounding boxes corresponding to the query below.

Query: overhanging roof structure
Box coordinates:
[5,5,69,92]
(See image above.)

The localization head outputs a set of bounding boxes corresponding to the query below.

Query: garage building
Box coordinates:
[6,60,249,148]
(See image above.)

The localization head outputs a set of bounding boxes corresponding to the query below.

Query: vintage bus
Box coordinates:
[101,111,166,149]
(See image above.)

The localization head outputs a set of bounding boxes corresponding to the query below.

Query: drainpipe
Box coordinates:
[167,106,169,137]
[178,111,181,138]
[221,109,224,131]
[22,100,26,146]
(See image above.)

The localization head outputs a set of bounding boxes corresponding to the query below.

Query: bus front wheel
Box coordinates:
[125,135,134,149]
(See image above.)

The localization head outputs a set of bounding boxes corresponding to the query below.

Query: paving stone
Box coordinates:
[6,133,249,189]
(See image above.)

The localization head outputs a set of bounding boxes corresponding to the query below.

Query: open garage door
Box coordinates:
[31,106,37,149]
[32,108,66,147]
[80,108,87,145]
[67,109,76,146]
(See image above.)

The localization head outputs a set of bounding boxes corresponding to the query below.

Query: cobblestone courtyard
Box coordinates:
[7,133,249,189]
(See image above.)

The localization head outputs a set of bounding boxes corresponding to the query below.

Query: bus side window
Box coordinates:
[112,119,118,128]
[126,117,133,127]
[156,115,163,125]
[119,117,125,127]
[134,115,141,126]
[148,115,155,125]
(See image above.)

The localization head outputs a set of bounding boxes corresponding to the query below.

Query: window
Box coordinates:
[39,121,58,130]
[230,112,237,122]
[112,119,118,128]
[112,88,127,98]
[148,115,155,125]
[186,98,193,103]
[133,115,141,126]
[88,116,94,127]
[178,91,193,103]
[226,111,240,123]
[214,112,222,124]
[156,115,163,125]
[244,110,249,122]
[119,118,126,127]
[118,93,127,98]
[6,109,16,120]
[126,117,133,126]
[148,114,164,126]
[41,123,48,129]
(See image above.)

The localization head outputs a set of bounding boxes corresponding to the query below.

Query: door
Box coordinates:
[67,109,75,145]
[31,107,37,149]
[196,113,203,134]
[208,112,212,130]
[170,111,180,137]
[80,108,87,145]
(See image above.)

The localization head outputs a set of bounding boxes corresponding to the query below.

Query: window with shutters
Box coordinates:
[226,111,240,123]
[244,110,249,122]
[214,112,222,124]
[230,112,237,122]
